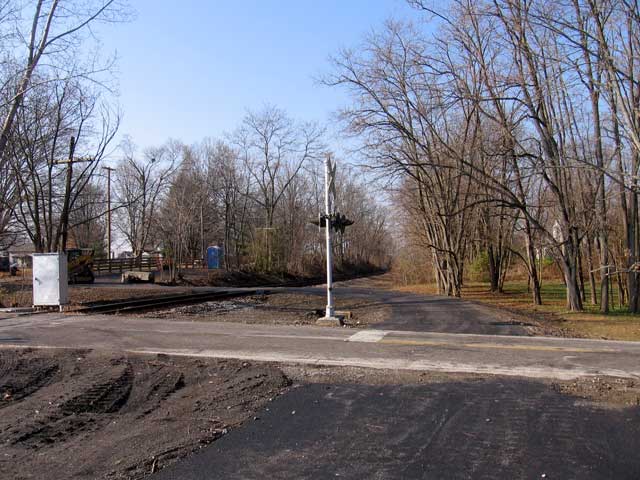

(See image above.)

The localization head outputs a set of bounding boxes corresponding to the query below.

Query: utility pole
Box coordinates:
[317,154,342,326]
[54,136,92,252]
[200,203,204,266]
[102,166,114,262]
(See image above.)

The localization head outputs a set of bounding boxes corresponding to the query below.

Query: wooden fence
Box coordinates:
[93,257,158,274]
[93,257,205,274]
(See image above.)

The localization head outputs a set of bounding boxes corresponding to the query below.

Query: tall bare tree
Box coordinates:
[232,105,324,271]
[9,76,118,252]
[0,0,127,162]
[113,139,176,256]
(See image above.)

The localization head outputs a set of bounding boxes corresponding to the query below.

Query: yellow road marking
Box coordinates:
[378,338,615,353]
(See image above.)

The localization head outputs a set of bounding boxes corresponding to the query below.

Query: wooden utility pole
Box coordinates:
[54,136,92,252]
[200,203,204,265]
[102,166,115,262]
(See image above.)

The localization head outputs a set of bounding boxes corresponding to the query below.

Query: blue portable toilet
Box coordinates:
[206,246,223,269]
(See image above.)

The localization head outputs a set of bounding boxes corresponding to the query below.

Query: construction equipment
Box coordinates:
[1,256,18,276]
[67,248,95,284]
[121,270,155,284]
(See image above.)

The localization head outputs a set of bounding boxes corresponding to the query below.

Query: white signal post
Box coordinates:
[318,154,343,326]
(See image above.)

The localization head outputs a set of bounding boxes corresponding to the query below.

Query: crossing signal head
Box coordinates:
[311,213,353,234]
[332,213,353,234]
[310,214,328,228]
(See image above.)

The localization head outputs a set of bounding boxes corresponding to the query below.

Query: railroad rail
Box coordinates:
[78,290,266,315]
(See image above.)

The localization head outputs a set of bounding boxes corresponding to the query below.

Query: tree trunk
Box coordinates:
[628,187,639,312]
[577,243,586,303]
[487,245,500,292]
[524,221,542,305]
[562,238,584,311]
[584,234,598,305]
[57,137,76,252]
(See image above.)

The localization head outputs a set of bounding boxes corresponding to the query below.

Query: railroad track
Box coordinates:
[79,290,266,315]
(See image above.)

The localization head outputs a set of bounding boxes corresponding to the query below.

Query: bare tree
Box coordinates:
[157,148,205,281]
[326,21,483,296]
[68,179,106,252]
[327,1,628,310]
[113,139,176,256]
[203,140,252,270]
[9,76,118,252]
[0,143,18,248]
[232,105,324,271]
[0,0,128,163]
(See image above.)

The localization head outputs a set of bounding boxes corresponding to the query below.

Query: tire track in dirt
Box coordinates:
[4,359,134,448]
[0,350,59,405]
[122,363,185,417]
[62,360,133,415]
[0,348,290,480]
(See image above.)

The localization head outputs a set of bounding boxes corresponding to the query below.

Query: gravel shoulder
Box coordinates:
[142,292,391,328]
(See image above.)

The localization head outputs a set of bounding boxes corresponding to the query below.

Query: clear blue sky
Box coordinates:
[98,0,418,153]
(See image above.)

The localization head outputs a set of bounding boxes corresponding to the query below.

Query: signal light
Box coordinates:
[310,214,328,228]
[310,213,353,234]
[332,213,354,234]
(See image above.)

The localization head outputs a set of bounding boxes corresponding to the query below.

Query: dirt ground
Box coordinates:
[0,348,290,480]
[184,268,385,288]
[0,272,33,307]
[0,272,193,309]
[144,292,391,328]
[552,375,640,408]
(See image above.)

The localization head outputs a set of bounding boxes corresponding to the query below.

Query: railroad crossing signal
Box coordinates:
[310,214,328,229]
[327,157,337,203]
[310,212,353,234]
[332,213,353,234]
[318,154,343,326]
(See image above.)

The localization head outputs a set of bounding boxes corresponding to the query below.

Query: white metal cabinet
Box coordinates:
[32,253,68,307]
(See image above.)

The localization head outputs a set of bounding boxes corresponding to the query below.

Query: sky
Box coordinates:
[97,0,419,156]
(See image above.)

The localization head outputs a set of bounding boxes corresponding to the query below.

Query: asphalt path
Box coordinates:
[154,379,640,480]
[279,283,529,335]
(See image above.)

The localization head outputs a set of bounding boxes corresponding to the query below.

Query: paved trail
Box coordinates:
[283,283,529,335]
[155,379,640,480]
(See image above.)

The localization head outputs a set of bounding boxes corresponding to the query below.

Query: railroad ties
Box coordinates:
[79,290,265,315]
